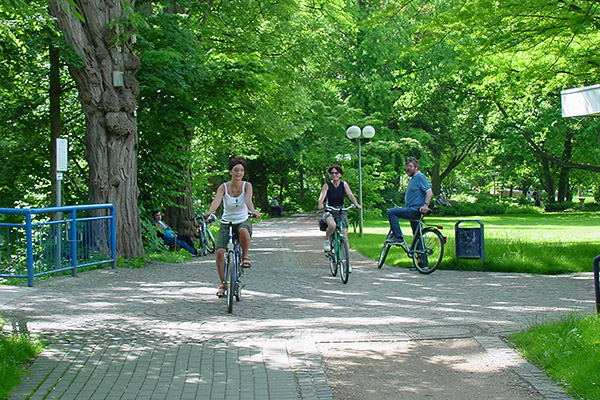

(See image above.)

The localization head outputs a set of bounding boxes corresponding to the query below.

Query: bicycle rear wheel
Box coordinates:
[226,251,235,313]
[339,238,350,284]
[412,228,444,274]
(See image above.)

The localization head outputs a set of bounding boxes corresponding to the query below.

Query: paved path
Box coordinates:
[0,214,595,399]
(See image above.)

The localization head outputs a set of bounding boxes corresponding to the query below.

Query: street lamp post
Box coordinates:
[345,125,375,238]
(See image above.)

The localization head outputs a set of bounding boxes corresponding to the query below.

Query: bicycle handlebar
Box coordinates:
[322,204,357,212]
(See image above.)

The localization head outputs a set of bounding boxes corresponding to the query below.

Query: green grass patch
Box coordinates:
[510,314,600,400]
[349,212,600,274]
[0,319,44,399]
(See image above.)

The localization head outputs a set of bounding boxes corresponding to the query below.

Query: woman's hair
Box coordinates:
[228,157,246,171]
[328,164,343,175]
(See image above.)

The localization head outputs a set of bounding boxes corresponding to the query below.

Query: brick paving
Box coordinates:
[0,214,595,399]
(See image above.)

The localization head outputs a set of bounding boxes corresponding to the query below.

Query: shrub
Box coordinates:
[544,201,578,212]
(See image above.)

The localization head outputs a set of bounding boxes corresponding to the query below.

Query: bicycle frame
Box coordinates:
[323,205,355,283]
[378,210,445,274]
[207,214,245,313]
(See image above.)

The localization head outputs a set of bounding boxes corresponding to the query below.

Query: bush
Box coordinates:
[437,201,506,216]
[505,205,543,215]
[544,201,578,212]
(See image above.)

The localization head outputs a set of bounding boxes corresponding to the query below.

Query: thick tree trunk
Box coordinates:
[166,128,196,237]
[49,0,144,258]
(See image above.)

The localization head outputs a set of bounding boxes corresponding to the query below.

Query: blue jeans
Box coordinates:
[387,207,421,239]
[164,236,197,255]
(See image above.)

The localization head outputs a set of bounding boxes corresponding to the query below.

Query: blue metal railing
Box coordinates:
[0,204,116,286]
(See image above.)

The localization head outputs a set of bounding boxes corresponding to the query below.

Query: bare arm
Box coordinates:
[420,189,434,213]
[343,182,362,210]
[205,184,225,217]
[244,182,261,219]
[317,183,329,209]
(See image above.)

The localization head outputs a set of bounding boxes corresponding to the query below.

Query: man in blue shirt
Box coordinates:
[386,157,433,245]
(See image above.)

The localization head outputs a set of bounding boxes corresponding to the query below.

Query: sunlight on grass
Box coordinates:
[0,319,44,399]
[510,314,600,400]
[351,212,600,274]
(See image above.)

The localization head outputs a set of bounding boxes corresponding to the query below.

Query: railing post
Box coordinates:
[110,205,117,269]
[25,211,34,287]
[70,209,78,277]
[594,255,599,314]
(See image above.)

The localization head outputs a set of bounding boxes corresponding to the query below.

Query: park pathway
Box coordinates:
[0,214,595,399]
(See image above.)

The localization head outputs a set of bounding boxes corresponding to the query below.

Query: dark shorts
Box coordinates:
[216,219,253,249]
[323,211,349,230]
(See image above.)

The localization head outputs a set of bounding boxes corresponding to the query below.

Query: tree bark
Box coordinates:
[49,0,144,258]
[165,127,196,237]
[49,39,61,214]
[557,128,574,202]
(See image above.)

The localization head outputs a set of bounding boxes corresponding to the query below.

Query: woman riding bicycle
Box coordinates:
[204,158,261,298]
[317,164,361,253]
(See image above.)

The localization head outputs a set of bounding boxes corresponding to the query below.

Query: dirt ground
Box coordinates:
[319,339,545,400]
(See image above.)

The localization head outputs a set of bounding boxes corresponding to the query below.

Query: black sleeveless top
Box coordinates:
[326,180,345,207]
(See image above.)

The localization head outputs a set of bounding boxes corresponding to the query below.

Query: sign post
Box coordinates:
[55,138,68,269]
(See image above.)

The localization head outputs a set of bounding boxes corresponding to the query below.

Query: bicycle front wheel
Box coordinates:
[205,229,216,254]
[377,245,390,269]
[226,251,235,313]
[412,228,444,274]
[338,238,350,284]
[328,238,338,276]
[377,231,393,269]
[235,249,242,302]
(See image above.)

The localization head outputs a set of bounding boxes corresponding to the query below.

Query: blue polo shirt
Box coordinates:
[405,172,430,211]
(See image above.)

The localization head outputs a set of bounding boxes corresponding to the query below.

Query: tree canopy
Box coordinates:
[2,0,600,256]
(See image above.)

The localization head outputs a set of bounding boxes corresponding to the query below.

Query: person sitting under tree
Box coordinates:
[152,210,199,256]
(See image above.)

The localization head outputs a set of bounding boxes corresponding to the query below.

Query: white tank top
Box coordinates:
[222,181,248,224]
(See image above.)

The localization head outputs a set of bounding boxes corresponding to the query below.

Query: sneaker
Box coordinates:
[324,240,331,252]
[385,236,404,245]
[348,264,352,273]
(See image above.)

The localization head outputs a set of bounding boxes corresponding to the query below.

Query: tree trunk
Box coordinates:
[557,129,574,202]
[166,127,196,237]
[430,162,441,196]
[49,0,144,258]
[49,40,61,214]
[541,158,556,204]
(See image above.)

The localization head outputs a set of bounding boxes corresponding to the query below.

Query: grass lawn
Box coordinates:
[349,212,600,274]
[510,314,600,400]
[0,320,43,399]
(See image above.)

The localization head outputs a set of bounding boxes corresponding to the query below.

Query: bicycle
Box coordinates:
[194,214,216,255]
[207,213,255,313]
[377,202,445,274]
[322,205,356,284]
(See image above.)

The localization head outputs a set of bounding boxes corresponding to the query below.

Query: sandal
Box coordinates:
[216,284,226,298]
[242,258,252,268]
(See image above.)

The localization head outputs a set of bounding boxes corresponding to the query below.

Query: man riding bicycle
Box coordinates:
[386,157,433,245]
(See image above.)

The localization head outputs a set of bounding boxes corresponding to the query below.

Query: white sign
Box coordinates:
[56,138,68,171]
[561,84,600,118]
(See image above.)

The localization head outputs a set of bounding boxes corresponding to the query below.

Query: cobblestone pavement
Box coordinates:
[1,214,595,399]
